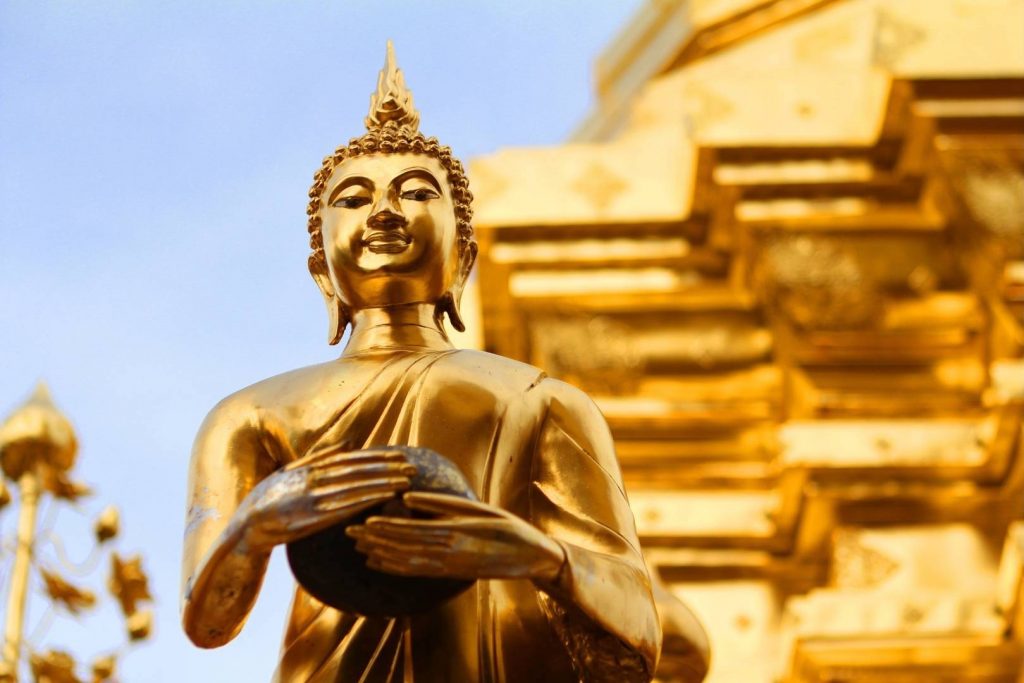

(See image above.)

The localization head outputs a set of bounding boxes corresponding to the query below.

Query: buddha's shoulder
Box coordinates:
[200,350,594,421]
[430,348,540,387]
[437,350,592,404]
[201,359,346,420]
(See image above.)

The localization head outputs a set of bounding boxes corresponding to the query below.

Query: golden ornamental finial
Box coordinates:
[365,40,420,132]
[0,380,78,481]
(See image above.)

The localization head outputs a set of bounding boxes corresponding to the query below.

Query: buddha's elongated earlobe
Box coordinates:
[324,298,351,345]
[439,241,478,333]
[310,258,351,345]
[438,291,465,333]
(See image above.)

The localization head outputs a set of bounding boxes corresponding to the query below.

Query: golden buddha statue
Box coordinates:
[181,43,662,682]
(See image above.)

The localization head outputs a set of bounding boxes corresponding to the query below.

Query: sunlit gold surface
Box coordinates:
[181,43,672,682]
[471,1,1024,681]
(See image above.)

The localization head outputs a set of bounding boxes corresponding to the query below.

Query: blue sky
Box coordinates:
[0,1,641,679]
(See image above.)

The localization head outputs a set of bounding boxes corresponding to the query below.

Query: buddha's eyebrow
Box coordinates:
[392,168,442,193]
[327,176,373,204]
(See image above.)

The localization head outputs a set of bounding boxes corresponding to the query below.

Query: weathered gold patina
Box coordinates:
[180,43,669,682]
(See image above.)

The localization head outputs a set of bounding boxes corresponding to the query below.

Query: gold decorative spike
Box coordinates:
[108,554,152,617]
[94,506,120,544]
[126,610,152,642]
[90,655,115,683]
[46,471,92,502]
[364,40,420,132]
[40,569,97,615]
[29,650,80,683]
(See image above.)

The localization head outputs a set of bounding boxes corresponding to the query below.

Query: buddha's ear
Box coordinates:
[441,241,478,333]
[460,240,479,284]
[309,258,350,345]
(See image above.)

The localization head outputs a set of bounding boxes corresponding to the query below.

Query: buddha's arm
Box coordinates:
[528,379,662,681]
[182,397,416,648]
[181,399,279,648]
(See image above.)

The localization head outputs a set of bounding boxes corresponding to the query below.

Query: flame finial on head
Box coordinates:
[365,41,420,132]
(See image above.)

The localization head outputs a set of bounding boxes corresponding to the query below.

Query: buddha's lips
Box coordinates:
[363,230,411,253]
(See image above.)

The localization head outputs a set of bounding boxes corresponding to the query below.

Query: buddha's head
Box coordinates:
[306,42,476,344]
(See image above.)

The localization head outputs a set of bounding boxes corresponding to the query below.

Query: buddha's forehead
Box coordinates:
[326,153,448,190]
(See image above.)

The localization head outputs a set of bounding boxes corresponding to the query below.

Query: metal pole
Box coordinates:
[2,470,41,679]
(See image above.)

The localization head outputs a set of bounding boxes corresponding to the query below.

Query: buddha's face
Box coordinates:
[318,153,461,310]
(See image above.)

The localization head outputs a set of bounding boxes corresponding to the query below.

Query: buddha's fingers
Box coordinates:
[285,443,352,469]
[311,461,416,487]
[312,478,409,512]
[351,533,451,557]
[312,448,409,469]
[353,525,463,573]
[287,492,395,536]
[365,554,447,577]
[402,492,504,518]
[363,515,486,534]
[348,521,454,545]
[312,476,411,501]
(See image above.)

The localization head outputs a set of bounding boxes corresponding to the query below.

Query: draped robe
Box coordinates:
[183,348,660,682]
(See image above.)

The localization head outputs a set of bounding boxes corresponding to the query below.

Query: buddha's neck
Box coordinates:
[343,303,452,356]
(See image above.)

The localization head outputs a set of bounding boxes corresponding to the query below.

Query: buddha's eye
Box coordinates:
[332,195,370,209]
[401,187,439,202]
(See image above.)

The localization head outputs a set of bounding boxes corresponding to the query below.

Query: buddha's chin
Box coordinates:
[353,251,420,274]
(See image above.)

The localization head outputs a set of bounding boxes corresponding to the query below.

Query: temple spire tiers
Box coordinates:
[470,1,1024,680]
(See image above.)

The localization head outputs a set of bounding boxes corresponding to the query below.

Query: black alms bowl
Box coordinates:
[286,446,477,618]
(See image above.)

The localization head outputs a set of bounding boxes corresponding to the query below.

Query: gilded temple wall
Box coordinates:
[467,1,1024,680]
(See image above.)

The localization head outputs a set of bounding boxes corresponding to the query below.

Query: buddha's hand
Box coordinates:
[238,447,416,552]
[346,492,567,583]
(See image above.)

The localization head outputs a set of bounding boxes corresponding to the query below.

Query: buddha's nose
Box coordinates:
[368,193,406,229]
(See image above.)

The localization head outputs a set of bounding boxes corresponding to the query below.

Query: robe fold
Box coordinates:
[184,349,660,682]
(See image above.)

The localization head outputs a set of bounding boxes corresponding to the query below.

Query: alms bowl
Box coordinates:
[286,446,476,617]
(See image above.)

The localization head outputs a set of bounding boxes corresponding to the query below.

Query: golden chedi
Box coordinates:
[469,1,1024,681]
